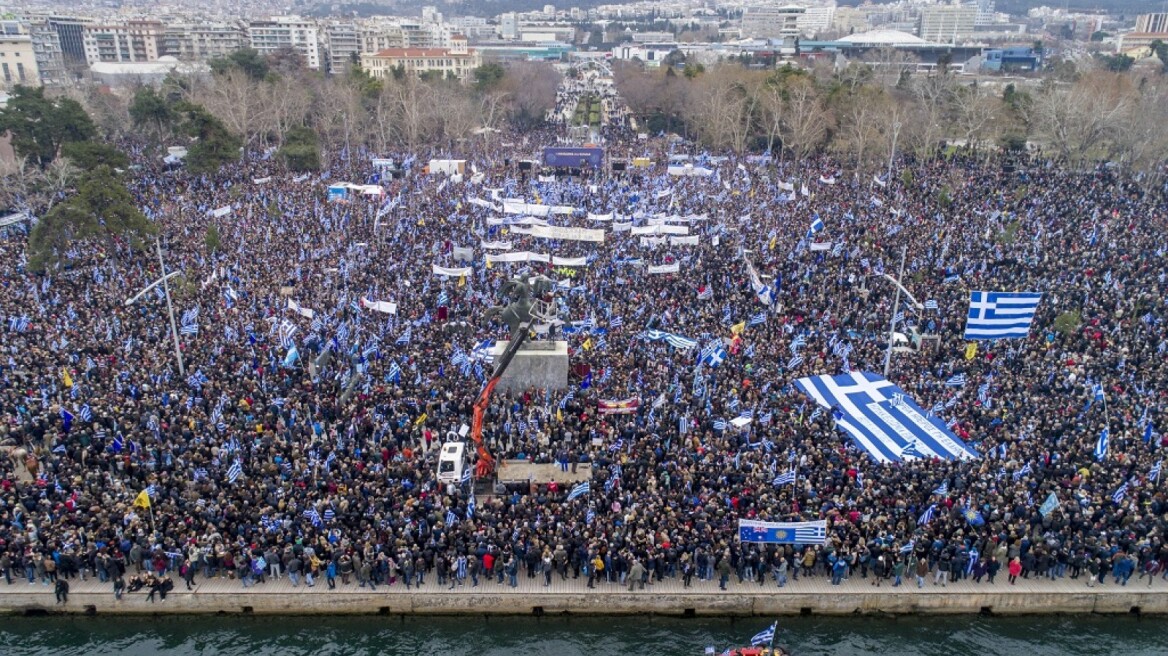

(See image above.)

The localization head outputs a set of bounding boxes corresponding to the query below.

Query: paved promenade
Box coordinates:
[3,570,1166,616]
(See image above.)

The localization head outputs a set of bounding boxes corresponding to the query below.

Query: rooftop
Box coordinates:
[836,30,930,47]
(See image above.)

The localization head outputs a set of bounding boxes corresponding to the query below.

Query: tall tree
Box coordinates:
[0,86,97,168]
[28,165,154,269]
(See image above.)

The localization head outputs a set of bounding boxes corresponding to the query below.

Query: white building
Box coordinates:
[500,13,519,40]
[161,22,248,62]
[82,20,165,65]
[918,5,977,44]
[797,6,836,37]
[248,16,322,70]
[741,5,805,40]
[324,22,360,73]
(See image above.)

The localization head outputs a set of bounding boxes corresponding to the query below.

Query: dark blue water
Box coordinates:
[0,614,1164,656]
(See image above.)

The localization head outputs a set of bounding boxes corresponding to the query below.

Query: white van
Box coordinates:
[436,442,466,485]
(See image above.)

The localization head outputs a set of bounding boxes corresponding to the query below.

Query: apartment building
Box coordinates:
[82,20,164,64]
[0,26,40,90]
[323,21,360,73]
[918,5,977,44]
[248,16,322,70]
[161,22,247,61]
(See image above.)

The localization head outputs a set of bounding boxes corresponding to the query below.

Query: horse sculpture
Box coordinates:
[484,275,558,340]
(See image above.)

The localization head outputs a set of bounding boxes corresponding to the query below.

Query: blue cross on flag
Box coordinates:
[964,291,1043,340]
[795,371,978,464]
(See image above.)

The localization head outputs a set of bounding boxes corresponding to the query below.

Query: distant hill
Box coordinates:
[836,0,1162,17]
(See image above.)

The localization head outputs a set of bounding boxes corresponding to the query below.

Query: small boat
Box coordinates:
[707,647,791,656]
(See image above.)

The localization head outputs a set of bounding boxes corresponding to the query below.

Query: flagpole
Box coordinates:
[882,245,907,377]
[156,237,186,376]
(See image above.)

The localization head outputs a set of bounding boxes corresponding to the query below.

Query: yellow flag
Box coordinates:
[768,236,777,251]
[486,259,493,269]
[583,337,593,351]
[556,408,563,423]
[415,412,428,426]
[730,321,746,336]
[965,343,978,360]
[458,274,466,288]
[456,202,462,211]
[61,368,73,388]
[134,490,151,509]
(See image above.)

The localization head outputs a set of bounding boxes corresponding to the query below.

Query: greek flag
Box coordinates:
[437,290,449,306]
[79,404,93,422]
[795,371,978,464]
[759,411,773,425]
[924,300,938,311]
[387,361,402,383]
[1012,462,1032,481]
[1150,460,1162,483]
[1111,481,1129,504]
[918,504,936,526]
[467,493,476,518]
[786,354,803,369]
[932,480,949,496]
[945,373,966,387]
[702,346,728,367]
[964,291,1043,340]
[566,481,590,501]
[181,323,199,335]
[396,327,412,345]
[751,623,777,647]
[446,510,457,526]
[712,419,728,431]
[609,316,624,329]
[808,217,824,235]
[772,470,796,486]
[697,287,713,301]
[749,312,766,327]
[227,461,243,484]
[1095,428,1109,461]
[461,468,472,485]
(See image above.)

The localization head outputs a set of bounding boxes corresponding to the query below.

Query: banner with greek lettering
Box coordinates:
[433,265,472,277]
[612,221,633,232]
[513,225,606,243]
[588,212,614,222]
[647,263,680,274]
[640,237,668,248]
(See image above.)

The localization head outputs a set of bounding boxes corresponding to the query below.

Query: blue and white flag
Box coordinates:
[446,510,458,526]
[1094,428,1109,461]
[932,480,949,496]
[918,504,936,526]
[945,373,966,387]
[808,217,824,235]
[795,371,978,464]
[1149,460,1162,483]
[78,404,93,422]
[396,327,412,345]
[749,312,767,327]
[1111,481,1129,505]
[772,470,796,486]
[227,461,243,484]
[566,481,590,501]
[466,493,476,518]
[964,291,1043,340]
[750,623,777,647]
[738,519,826,545]
[701,346,728,368]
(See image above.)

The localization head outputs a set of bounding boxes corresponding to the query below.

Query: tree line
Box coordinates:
[613,52,1168,175]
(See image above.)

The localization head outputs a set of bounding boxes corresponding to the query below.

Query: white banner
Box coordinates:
[513,224,605,243]
[632,224,689,236]
[253,177,271,184]
[286,299,315,319]
[671,235,700,246]
[612,221,633,232]
[453,246,475,262]
[468,197,500,211]
[587,212,614,222]
[480,240,512,250]
[778,181,794,192]
[485,251,551,264]
[209,206,232,218]
[810,242,832,252]
[819,175,837,185]
[639,237,668,248]
[647,263,680,274]
[361,297,397,314]
[433,264,472,277]
[551,256,588,267]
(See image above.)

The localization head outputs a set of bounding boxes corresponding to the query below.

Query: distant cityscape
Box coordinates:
[0,1,1166,89]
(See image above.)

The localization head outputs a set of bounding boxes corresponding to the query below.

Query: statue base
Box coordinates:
[488,340,569,393]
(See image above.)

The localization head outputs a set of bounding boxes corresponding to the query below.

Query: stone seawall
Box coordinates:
[2,585,1164,617]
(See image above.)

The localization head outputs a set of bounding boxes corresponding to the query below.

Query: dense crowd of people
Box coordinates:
[1,76,1167,604]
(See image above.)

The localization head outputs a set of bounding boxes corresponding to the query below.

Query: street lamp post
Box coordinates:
[887,121,902,183]
[882,244,908,378]
[125,238,185,376]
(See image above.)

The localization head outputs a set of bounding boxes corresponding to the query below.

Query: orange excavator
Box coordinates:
[469,323,532,478]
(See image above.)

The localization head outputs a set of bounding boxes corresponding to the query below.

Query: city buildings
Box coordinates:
[0,23,39,90]
[918,5,978,44]
[359,35,481,82]
[248,16,322,70]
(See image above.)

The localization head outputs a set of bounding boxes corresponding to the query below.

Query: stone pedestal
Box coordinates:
[489,340,569,393]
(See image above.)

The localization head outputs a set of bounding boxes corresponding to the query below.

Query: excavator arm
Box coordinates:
[470,324,531,478]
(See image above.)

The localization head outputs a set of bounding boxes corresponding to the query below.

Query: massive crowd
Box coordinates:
[1,103,1167,602]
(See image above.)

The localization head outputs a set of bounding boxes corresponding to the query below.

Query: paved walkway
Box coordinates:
[5,568,1163,599]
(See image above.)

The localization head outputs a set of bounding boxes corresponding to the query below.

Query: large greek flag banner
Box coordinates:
[964,291,1042,339]
[795,371,979,464]
[738,519,827,545]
